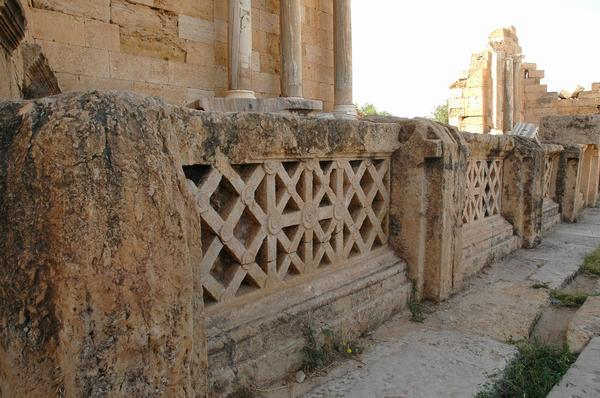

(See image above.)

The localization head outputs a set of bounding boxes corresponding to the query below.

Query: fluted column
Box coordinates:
[333,0,356,118]
[280,0,303,98]
[227,0,255,99]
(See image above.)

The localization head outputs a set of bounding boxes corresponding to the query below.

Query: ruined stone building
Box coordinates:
[449,26,600,134]
[2,2,600,397]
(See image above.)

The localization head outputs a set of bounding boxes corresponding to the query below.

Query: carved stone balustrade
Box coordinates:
[539,115,600,221]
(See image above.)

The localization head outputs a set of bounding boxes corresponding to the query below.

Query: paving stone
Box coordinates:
[305,329,517,398]
[567,296,600,353]
[548,337,600,398]
[428,282,548,342]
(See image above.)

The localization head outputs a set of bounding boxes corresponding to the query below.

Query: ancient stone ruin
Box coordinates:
[1,2,600,397]
[449,26,600,134]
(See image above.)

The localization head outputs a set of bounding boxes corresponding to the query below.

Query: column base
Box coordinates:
[225,90,256,100]
[333,104,358,120]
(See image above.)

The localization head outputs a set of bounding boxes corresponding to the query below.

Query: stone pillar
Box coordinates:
[504,57,515,131]
[333,0,356,119]
[280,0,303,98]
[490,49,505,134]
[390,119,467,301]
[227,0,255,99]
[557,145,586,222]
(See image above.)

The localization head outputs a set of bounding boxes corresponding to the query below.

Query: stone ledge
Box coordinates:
[190,96,323,114]
[206,250,411,391]
[567,296,600,354]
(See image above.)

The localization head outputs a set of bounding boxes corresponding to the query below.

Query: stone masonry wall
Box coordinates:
[2,0,335,109]
[523,64,600,125]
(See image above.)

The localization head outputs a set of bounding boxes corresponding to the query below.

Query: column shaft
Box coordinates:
[280,0,303,98]
[333,0,356,118]
[228,0,255,98]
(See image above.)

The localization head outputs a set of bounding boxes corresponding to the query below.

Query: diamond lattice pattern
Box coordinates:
[463,159,503,224]
[185,158,391,305]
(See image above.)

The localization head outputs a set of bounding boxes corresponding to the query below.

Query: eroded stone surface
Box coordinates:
[567,296,600,353]
[548,337,600,398]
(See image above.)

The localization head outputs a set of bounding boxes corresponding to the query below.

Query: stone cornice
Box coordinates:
[0,0,26,53]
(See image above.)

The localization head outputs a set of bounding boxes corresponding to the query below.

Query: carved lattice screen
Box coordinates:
[185,158,391,306]
[543,155,555,200]
[463,158,503,224]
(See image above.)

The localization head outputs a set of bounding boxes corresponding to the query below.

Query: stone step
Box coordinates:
[548,337,600,398]
[566,296,600,353]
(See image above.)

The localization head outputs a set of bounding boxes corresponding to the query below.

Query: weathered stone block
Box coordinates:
[0,92,209,397]
[84,19,120,51]
[30,8,85,46]
[32,0,110,22]
[37,40,110,78]
[178,14,214,44]
[109,51,169,84]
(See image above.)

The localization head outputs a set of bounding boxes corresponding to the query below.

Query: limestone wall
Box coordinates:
[1,0,335,109]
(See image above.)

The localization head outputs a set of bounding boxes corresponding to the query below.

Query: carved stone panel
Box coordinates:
[463,158,503,224]
[185,157,391,306]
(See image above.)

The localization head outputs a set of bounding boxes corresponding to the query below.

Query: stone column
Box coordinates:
[490,48,505,133]
[280,0,303,98]
[333,0,356,119]
[227,0,255,99]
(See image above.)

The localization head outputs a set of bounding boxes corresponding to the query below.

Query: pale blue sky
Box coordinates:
[352,0,600,117]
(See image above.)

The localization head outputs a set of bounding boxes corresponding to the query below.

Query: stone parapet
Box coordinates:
[0,91,407,397]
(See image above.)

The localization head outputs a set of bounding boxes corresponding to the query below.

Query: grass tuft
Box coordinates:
[582,245,600,275]
[301,324,334,372]
[301,324,363,373]
[549,290,592,307]
[531,283,550,290]
[476,339,576,398]
[408,302,426,323]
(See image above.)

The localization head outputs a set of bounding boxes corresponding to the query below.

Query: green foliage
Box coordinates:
[301,324,335,372]
[356,103,391,117]
[408,302,425,323]
[430,103,449,124]
[476,339,576,398]
[582,245,600,275]
[550,290,592,307]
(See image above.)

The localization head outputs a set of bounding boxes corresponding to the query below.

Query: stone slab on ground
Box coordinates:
[567,296,600,353]
[548,337,600,398]
[305,329,518,398]
[429,282,548,342]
